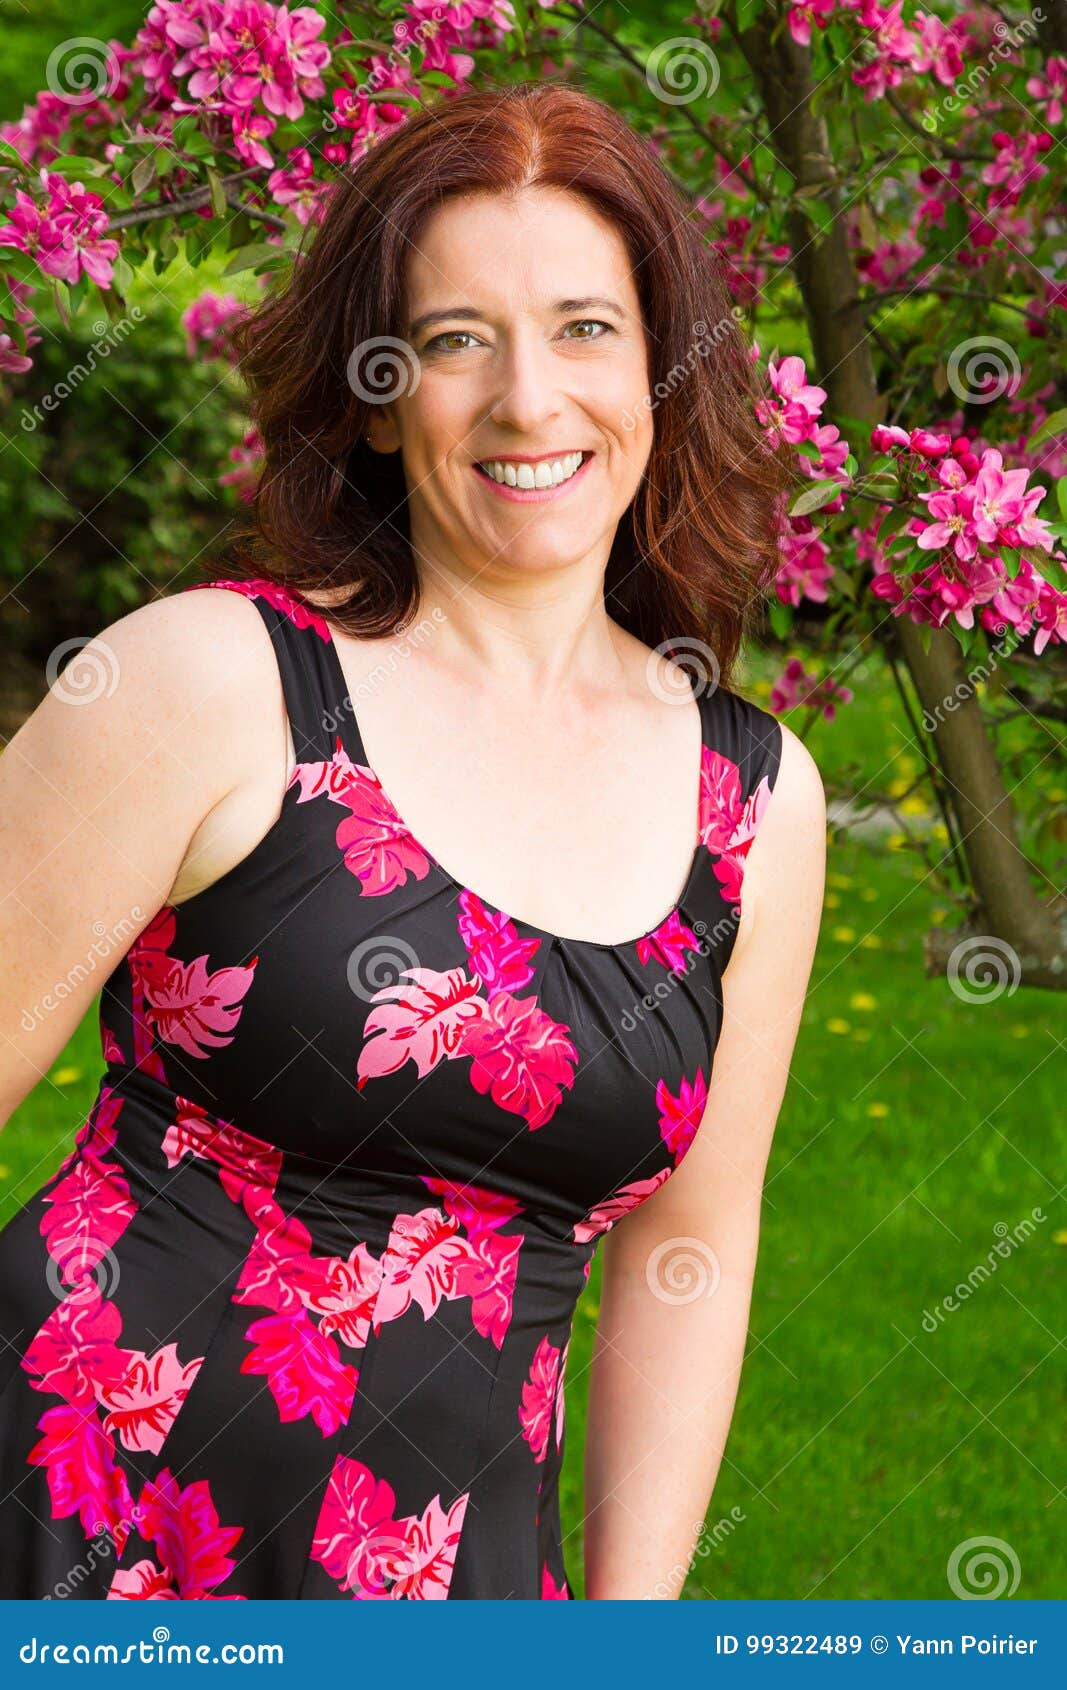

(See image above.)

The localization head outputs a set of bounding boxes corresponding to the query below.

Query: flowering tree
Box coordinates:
[0,0,1064,985]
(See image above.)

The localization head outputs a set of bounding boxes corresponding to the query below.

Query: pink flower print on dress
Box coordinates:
[39,1115,137,1291]
[636,908,703,970]
[310,1453,408,1596]
[698,747,745,855]
[26,1401,137,1553]
[356,966,487,1088]
[97,1342,205,1455]
[657,1069,707,1165]
[164,1097,283,1210]
[571,1167,673,1244]
[518,1334,562,1463]
[458,989,578,1130]
[420,1175,524,1238]
[289,742,434,895]
[196,575,333,641]
[310,1453,469,1601]
[391,1490,470,1600]
[107,1559,179,1599]
[128,1467,245,1600]
[542,1564,569,1598]
[712,773,774,904]
[234,1195,383,1349]
[457,889,541,992]
[371,1207,478,1332]
[239,1306,359,1437]
[22,1280,126,1407]
[138,948,258,1061]
[452,1228,523,1349]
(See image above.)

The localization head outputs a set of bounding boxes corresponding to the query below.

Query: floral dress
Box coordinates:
[0,576,782,1600]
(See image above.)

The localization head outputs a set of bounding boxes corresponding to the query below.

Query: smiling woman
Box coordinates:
[0,81,825,1600]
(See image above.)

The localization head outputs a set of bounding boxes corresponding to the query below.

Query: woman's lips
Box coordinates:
[471,451,594,503]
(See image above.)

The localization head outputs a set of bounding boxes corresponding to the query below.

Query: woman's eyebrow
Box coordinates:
[408,296,627,337]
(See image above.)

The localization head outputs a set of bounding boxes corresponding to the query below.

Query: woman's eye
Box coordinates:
[565,319,613,341]
[425,330,479,353]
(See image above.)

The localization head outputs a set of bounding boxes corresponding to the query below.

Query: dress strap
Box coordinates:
[683,682,784,977]
[184,576,350,765]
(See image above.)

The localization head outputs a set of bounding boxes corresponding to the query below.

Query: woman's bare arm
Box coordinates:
[583,723,826,1599]
[0,588,288,1133]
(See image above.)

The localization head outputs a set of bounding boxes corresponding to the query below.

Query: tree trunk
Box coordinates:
[733,4,1067,988]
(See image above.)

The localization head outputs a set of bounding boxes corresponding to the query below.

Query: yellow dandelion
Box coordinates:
[860,933,883,948]
[850,992,878,1011]
[827,1018,851,1034]
[51,1067,82,1087]
[867,1102,890,1118]
[832,926,856,943]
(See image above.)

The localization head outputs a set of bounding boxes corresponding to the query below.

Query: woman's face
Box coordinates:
[369,187,654,585]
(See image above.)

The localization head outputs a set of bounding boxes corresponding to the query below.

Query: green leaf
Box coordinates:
[1057,477,1067,525]
[131,154,157,197]
[735,0,762,29]
[33,154,109,179]
[206,166,228,220]
[1025,407,1067,451]
[789,477,844,517]
[223,242,289,276]
[768,598,793,640]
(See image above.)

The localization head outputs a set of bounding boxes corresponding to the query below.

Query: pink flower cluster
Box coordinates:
[0,277,40,376]
[785,1,968,100]
[868,425,1067,652]
[776,517,835,607]
[1027,56,1067,126]
[219,425,264,500]
[179,290,247,361]
[133,0,332,168]
[323,2,515,167]
[0,167,119,287]
[757,353,850,487]
[770,656,854,720]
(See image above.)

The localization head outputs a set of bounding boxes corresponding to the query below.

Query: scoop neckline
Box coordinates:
[314,613,711,955]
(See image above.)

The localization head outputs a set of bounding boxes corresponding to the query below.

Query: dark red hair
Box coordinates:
[219,80,790,687]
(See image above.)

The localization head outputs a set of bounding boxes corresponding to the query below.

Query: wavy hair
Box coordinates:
[218,80,791,687]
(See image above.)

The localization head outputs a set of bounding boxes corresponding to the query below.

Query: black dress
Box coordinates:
[0,576,782,1599]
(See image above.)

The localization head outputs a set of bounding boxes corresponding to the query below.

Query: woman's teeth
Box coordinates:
[477,451,586,489]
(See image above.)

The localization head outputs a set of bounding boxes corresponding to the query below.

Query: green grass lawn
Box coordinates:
[1,649,1062,1599]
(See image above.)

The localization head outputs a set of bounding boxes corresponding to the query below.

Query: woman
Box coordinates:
[0,82,824,1600]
